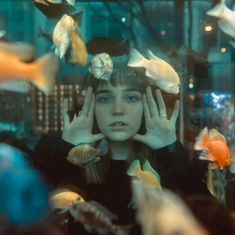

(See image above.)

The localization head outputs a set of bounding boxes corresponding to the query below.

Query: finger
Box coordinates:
[88,94,95,121]
[91,133,105,142]
[146,87,158,116]
[132,133,146,143]
[156,89,167,118]
[143,94,151,120]
[63,98,70,124]
[81,87,93,116]
[170,99,180,123]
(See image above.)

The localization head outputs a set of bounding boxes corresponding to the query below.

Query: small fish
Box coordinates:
[206,0,235,39]
[127,48,180,94]
[69,201,129,235]
[194,127,232,169]
[53,14,75,59]
[132,180,209,235]
[88,53,113,80]
[50,188,85,212]
[34,0,76,20]
[86,37,130,56]
[0,144,49,226]
[0,49,59,95]
[0,40,35,62]
[127,159,161,189]
[68,27,87,66]
[67,139,109,166]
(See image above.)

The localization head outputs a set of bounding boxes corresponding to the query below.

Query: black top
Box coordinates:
[32,132,209,234]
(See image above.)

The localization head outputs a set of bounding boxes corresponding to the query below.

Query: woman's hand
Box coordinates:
[62,87,104,145]
[133,87,180,149]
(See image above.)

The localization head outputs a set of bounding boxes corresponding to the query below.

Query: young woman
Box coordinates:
[33,59,209,234]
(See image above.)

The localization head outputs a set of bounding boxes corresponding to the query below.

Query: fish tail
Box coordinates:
[142,159,161,181]
[127,48,147,68]
[194,127,209,150]
[127,159,141,177]
[206,1,226,18]
[31,53,59,94]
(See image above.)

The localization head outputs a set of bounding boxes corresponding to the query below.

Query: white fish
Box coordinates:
[127,48,180,94]
[132,180,209,235]
[89,53,113,80]
[53,14,75,59]
[206,0,235,39]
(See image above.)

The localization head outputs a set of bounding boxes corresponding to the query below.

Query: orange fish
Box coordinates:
[194,127,232,169]
[68,27,87,66]
[0,49,59,94]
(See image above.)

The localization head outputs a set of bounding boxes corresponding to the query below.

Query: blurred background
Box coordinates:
[0,0,234,207]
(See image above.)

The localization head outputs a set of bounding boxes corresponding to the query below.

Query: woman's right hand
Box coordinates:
[62,87,104,145]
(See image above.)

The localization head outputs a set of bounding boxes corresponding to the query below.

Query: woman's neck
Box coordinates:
[108,140,133,160]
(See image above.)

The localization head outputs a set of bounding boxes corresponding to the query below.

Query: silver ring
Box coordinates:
[160,114,167,117]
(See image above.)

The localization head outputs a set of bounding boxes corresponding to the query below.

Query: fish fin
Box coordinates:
[206,1,226,18]
[208,129,226,143]
[218,21,235,38]
[146,49,163,61]
[65,0,75,6]
[229,40,235,48]
[142,159,161,181]
[193,127,209,150]
[32,53,59,94]
[127,48,147,68]
[98,139,109,156]
[127,159,141,177]
[89,200,118,220]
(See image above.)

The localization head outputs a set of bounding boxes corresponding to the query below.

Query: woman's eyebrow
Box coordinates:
[95,89,111,95]
[123,88,140,92]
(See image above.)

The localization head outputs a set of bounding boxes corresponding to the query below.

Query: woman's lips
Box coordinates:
[110,122,128,131]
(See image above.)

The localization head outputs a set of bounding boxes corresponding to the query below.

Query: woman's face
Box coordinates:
[95,83,144,141]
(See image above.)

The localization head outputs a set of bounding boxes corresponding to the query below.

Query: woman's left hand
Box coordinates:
[133,87,180,150]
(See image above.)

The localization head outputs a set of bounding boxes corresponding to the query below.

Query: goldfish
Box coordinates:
[89,53,113,80]
[53,14,74,59]
[67,139,109,166]
[50,188,85,212]
[0,40,35,62]
[127,48,180,94]
[69,201,130,235]
[131,180,209,235]
[127,159,161,189]
[206,0,235,40]
[0,49,59,95]
[194,127,232,169]
[68,26,87,66]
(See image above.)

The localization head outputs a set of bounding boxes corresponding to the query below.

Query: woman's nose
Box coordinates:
[112,100,124,115]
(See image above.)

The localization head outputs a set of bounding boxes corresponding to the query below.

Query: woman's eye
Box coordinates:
[126,95,139,102]
[97,96,111,103]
